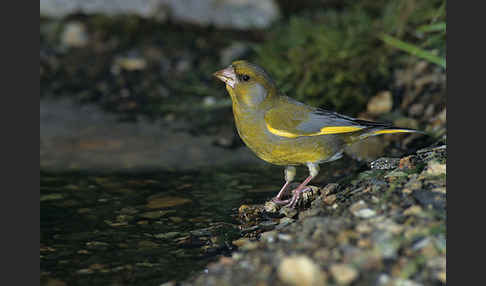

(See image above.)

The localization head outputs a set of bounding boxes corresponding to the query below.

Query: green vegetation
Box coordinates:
[254,0,446,114]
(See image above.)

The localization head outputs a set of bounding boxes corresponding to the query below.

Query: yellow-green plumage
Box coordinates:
[214,60,421,208]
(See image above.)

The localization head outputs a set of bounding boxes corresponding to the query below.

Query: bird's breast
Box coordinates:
[232,107,338,166]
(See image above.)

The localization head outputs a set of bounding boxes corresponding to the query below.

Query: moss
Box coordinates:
[253,0,445,115]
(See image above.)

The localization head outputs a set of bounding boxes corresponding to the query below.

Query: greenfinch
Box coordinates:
[214,60,421,208]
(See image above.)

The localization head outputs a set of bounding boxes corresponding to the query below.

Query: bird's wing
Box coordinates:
[264,96,396,138]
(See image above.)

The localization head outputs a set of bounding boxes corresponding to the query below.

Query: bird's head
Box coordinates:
[213,60,277,109]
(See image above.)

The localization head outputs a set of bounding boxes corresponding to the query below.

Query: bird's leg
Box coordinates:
[285,163,319,209]
[272,181,291,204]
[272,166,296,205]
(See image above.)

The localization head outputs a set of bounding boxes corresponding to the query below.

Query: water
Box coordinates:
[40,167,285,285]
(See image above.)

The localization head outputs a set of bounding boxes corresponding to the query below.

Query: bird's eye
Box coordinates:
[241,74,250,82]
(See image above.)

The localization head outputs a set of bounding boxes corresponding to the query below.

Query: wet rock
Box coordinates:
[278,255,327,286]
[40,193,64,202]
[367,91,393,115]
[330,264,358,285]
[321,183,339,196]
[370,157,400,170]
[263,201,279,214]
[145,196,192,209]
[112,55,147,73]
[139,210,173,219]
[138,240,160,248]
[323,194,337,205]
[277,217,295,229]
[412,190,446,210]
[279,206,298,218]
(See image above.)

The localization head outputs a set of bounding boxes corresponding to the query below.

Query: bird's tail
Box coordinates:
[344,122,424,144]
[357,126,424,140]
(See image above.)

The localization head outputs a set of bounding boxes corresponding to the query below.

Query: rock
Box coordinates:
[321,183,339,196]
[349,200,367,214]
[145,196,192,209]
[330,264,358,285]
[220,42,250,66]
[40,0,280,30]
[353,208,376,219]
[112,56,147,73]
[278,255,327,286]
[61,22,88,48]
[423,161,446,176]
[367,91,393,115]
[370,157,400,170]
[263,200,279,213]
[279,206,298,218]
[393,117,419,130]
[323,194,336,205]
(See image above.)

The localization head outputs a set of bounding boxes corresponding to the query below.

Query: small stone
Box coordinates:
[367,91,393,115]
[114,56,147,72]
[330,264,358,285]
[278,255,327,286]
[138,240,159,248]
[393,117,419,130]
[370,157,400,170]
[403,205,423,216]
[40,193,64,202]
[264,201,279,213]
[277,217,295,228]
[353,208,376,218]
[319,184,336,197]
[279,206,298,218]
[424,161,446,176]
[260,230,277,243]
[323,194,336,205]
[154,232,180,239]
[232,237,251,248]
[139,210,173,219]
[61,21,88,48]
[398,155,418,170]
[146,196,192,209]
[169,216,183,223]
[349,200,367,213]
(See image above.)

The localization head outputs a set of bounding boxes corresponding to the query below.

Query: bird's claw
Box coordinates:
[272,186,312,209]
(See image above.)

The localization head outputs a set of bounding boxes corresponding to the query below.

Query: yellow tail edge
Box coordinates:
[371,129,418,135]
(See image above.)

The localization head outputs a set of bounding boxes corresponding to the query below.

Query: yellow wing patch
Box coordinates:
[266,123,364,138]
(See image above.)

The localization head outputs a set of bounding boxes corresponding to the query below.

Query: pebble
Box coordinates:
[424,161,446,176]
[145,196,192,209]
[370,157,400,170]
[263,201,279,213]
[323,194,337,205]
[330,264,358,285]
[61,21,88,48]
[367,91,393,115]
[278,255,327,286]
[353,208,376,218]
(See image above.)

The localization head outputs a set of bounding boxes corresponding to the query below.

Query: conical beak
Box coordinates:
[213,66,237,88]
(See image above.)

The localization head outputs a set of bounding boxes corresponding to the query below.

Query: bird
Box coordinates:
[213,60,421,208]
